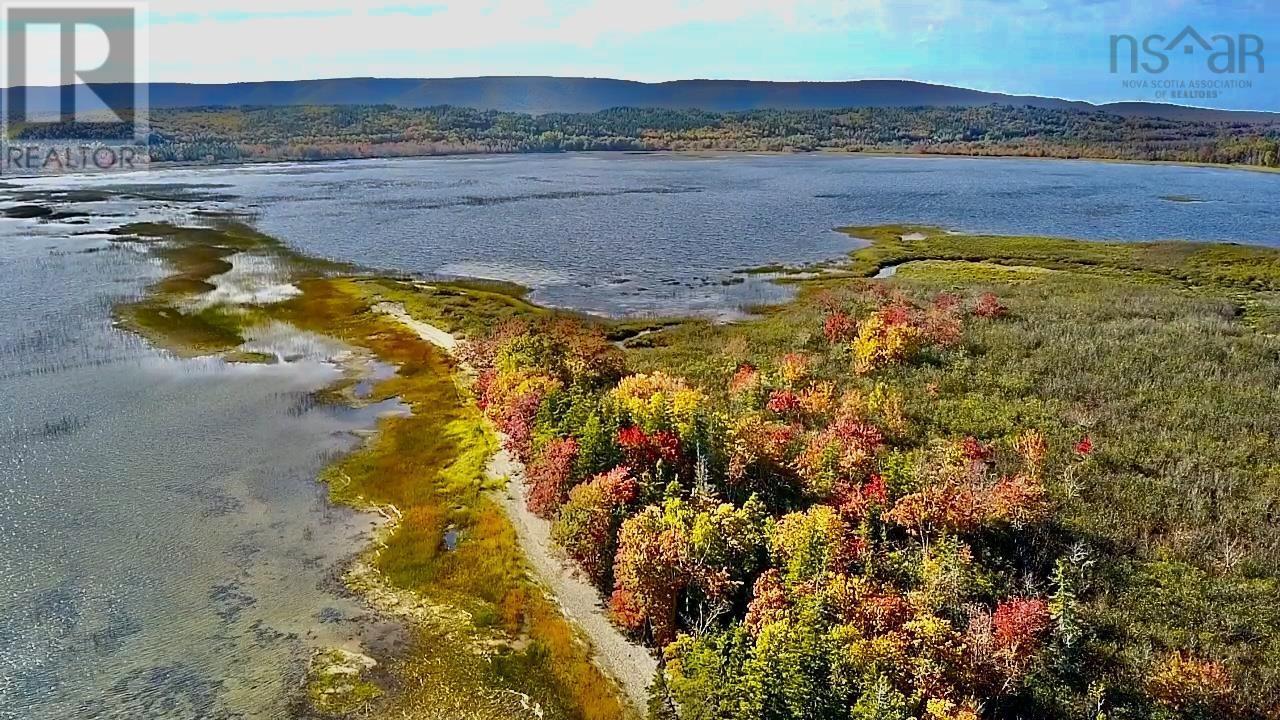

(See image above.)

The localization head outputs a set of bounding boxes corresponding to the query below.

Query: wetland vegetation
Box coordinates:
[113,213,1280,720]
[109,219,634,720]
[612,227,1280,719]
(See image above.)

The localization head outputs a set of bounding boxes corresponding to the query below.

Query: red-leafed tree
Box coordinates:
[617,425,681,472]
[744,568,789,635]
[525,436,580,518]
[793,416,886,498]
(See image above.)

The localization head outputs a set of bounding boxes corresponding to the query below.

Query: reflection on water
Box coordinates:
[0,196,405,719]
[24,152,1280,317]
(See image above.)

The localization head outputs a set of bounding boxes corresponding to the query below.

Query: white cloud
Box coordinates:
[10,0,1268,86]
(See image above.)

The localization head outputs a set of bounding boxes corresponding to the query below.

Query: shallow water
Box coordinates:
[27,152,1280,316]
[0,204,404,719]
[3,152,1279,718]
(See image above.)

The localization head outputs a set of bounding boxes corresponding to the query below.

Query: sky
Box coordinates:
[7,0,1280,110]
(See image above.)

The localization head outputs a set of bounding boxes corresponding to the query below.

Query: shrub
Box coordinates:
[793,416,885,498]
[610,505,689,645]
[525,436,580,518]
[823,310,859,344]
[1148,653,1237,716]
[973,292,1007,318]
[553,466,636,586]
[853,312,925,374]
[611,372,706,442]
[616,425,681,472]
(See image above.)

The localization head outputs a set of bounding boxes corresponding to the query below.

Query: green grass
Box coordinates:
[355,277,557,337]
[840,224,1280,292]
[623,228,1280,709]
[114,302,254,357]
[432,276,534,299]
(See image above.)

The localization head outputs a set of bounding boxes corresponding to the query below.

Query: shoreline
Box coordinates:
[15,175,1280,717]
[296,284,645,718]
[151,147,1280,176]
[8,144,1278,183]
[95,216,645,718]
[373,301,659,708]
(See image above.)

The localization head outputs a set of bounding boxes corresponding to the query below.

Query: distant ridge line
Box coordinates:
[6,76,1277,122]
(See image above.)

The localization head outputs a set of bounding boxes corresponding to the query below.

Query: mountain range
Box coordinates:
[8,77,1278,122]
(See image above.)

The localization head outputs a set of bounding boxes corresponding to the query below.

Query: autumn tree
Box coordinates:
[552,466,637,586]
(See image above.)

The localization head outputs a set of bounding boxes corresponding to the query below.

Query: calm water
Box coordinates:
[3,153,1279,718]
[0,199,403,720]
[38,152,1280,315]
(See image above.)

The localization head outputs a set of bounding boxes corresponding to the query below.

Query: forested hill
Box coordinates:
[42,104,1279,168]
[8,77,1279,122]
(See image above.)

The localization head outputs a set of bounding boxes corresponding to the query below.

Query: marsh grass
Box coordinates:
[355,277,556,337]
[112,225,635,720]
[150,243,234,294]
[222,350,277,365]
[625,228,1280,709]
[108,221,288,356]
[107,218,358,356]
[840,224,1280,292]
[279,278,635,720]
[113,302,252,357]
[428,276,534,299]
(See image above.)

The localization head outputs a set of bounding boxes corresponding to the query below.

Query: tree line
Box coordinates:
[17,103,1277,167]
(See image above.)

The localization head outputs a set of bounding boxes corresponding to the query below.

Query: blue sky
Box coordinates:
[18,0,1280,110]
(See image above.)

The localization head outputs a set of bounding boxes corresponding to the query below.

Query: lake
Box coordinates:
[39,152,1280,316]
[2,152,1278,719]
